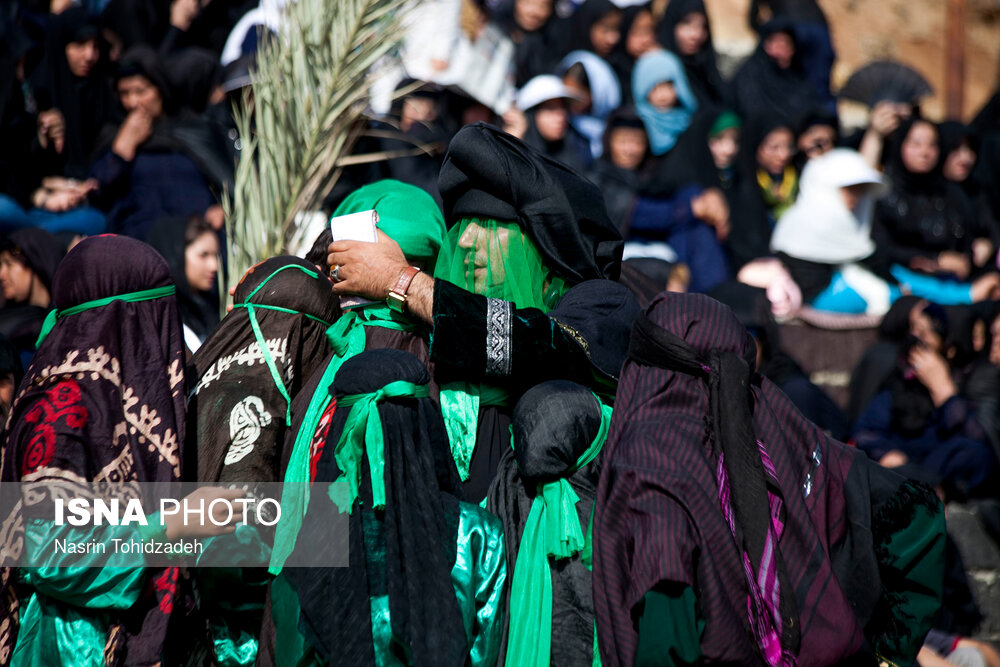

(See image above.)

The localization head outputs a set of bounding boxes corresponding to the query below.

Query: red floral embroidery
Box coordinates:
[21,378,89,476]
[309,398,337,482]
[154,567,177,615]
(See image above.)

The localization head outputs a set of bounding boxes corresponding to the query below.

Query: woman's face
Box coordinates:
[990,316,1000,366]
[900,121,939,174]
[943,141,976,183]
[647,81,678,112]
[840,183,870,213]
[708,127,739,170]
[674,12,708,56]
[534,99,568,141]
[763,32,795,69]
[609,126,647,170]
[185,232,219,292]
[118,74,164,118]
[65,37,100,78]
[911,312,944,353]
[515,0,552,32]
[798,124,836,160]
[589,10,622,57]
[756,127,794,175]
[626,10,658,58]
[457,221,512,294]
[0,251,34,303]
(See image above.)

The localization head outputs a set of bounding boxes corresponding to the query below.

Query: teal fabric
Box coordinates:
[634,587,703,667]
[270,502,506,666]
[12,520,151,667]
[890,264,974,306]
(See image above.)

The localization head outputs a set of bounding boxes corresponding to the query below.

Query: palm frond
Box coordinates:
[223,0,411,296]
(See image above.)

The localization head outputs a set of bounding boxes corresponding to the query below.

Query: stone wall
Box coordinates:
[704,0,1000,124]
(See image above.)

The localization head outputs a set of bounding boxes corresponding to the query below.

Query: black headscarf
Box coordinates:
[485,380,604,665]
[731,18,818,122]
[188,256,339,483]
[607,3,653,105]
[165,48,223,114]
[285,348,467,666]
[726,113,794,269]
[494,0,562,87]
[1,227,64,295]
[145,217,220,346]
[566,0,619,54]
[657,0,726,106]
[0,234,188,665]
[31,7,118,178]
[882,118,947,196]
[438,122,623,282]
[99,0,169,53]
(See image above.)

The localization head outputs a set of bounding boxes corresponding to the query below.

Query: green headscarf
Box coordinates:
[334,179,447,268]
[270,180,446,574]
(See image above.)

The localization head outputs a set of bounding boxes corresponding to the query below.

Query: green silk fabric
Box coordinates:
[269,306,419,575]
[504,397,613,667]
[36,285,176,347]
[333,179,447,269]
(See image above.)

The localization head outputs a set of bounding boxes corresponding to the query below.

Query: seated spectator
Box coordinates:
[495,0,560,87]
[0,8,112,236]
[0,228,64,366]
[557,51,622,159]
[732,18,820,123]
[657,0,728,106]
[794,107,838,168]
[564,0,622,61]
[587,107,647,232]
[88,46,233,239]
[146,216,221,355]
[507,75,593,173]
[939,120,999,251]
[872,118,999,304]
[606,2,658,105]
[771,148,897,315]
[727,113,797,270]
[853,302,998,498]
[632,49,698,160]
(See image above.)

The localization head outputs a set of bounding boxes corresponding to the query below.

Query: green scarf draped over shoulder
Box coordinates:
[433,217,567,483]
[270,180,446,574]
[505,395,612,667]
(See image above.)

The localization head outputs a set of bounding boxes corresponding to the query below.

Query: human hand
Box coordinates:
[879,450,909,468]
[909,345,956,405]
[937,250,971,280]
[162,487,248,540]
[327,229,409,301]
[691,188,730,239]
[869,101,908,137]
[37,109,66,154]
[502,107,528,140]
[42,189,87,212]
[171,0,200,30]
[205,205,226,230]
[972,238,995,268]
[113,109,154,161]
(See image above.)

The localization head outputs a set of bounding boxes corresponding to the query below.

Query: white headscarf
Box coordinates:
[770,149,886,264]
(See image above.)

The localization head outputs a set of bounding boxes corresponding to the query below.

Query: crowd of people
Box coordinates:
[0,0,999,665]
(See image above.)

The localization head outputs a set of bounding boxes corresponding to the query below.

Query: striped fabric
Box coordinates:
[594,292,873,666]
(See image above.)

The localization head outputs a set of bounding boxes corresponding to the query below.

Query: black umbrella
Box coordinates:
[838,61,933,107]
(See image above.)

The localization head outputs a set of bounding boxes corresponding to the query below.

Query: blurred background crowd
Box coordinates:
[0,0,999,661]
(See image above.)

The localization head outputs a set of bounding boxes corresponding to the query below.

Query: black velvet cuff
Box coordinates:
[430,280,488,381]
